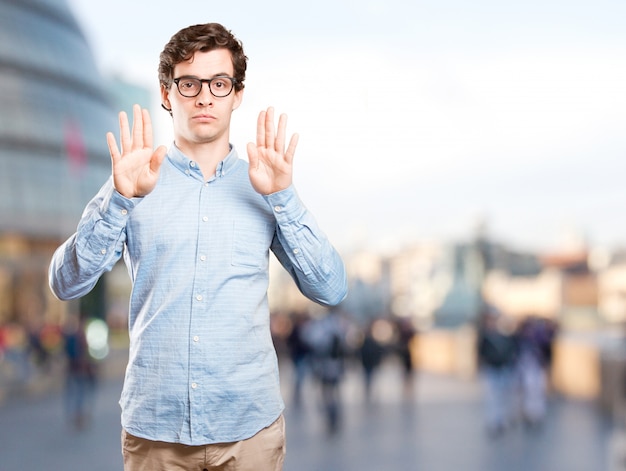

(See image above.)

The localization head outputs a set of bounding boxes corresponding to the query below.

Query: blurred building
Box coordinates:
[107,75,153,120]
[597,250,626,325]
[0,0,117,330]
[483,249,600,329]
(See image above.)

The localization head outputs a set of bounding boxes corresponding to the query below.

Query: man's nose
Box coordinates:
[196,83,214,106]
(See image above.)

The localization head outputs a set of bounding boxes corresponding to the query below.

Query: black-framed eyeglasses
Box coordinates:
[172,76,237,98]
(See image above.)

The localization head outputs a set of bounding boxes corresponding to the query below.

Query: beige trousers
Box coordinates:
[122,415,286,471]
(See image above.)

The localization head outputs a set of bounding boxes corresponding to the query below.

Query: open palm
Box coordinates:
[107,104,167,198]
[246,107,299,195]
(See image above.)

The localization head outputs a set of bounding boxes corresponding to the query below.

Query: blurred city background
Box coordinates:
[1,0,625,470]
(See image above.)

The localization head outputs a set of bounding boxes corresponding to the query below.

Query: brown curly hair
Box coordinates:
[158,23,247,91]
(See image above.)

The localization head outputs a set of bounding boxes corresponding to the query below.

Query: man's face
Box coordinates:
[161,48,243,149]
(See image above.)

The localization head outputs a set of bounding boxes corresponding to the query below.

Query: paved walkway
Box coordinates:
[282,359,613,471]
[0,357,615,471]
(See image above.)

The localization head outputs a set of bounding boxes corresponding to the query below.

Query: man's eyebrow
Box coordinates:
[177,73,233,79]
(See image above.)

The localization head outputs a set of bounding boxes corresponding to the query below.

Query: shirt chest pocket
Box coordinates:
[231,221,273,269]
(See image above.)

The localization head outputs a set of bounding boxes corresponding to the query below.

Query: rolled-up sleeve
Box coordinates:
[49,178,136,300]
[265,186,347,306]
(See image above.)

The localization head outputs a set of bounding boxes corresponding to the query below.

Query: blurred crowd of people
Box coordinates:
[0,321,62,388]
[3,305,562,440]
[0,316,98,429]
[476,308,558,437]
[279,308,418,435]
[276,305,559,439]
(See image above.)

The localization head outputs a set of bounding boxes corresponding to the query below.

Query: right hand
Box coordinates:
[106,104,167,198]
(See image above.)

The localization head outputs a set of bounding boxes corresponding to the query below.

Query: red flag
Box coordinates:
[64,119,87,176]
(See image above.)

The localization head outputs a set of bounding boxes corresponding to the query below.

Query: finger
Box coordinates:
[275,113,288,153]
[119,111,131,155]
[284,133,299,165]
[150,145,168,174]
[264,107,275,149]
[106,131,121,166]
[142,108,154,149]
[246,142,259,169]
[131,104,144,151]
[256,110,266,148]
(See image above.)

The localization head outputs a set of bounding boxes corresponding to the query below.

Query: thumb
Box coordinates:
[150,145,168,173]
[246,142,258,169]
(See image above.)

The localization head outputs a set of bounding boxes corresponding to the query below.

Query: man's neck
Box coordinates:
[176,140,231,180]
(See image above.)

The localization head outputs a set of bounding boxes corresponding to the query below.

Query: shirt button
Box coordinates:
[190,161,196,167]
[202,216,208,222]
[191,382,197,389]
[193,335,199,342]
[200,255,207,261]
[274,206,283,213]
[196,295,203,301]
[121,209,128,215]
[100,249,107,255]
[293,248,300,254]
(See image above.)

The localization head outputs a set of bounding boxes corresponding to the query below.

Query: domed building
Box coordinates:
[0,0,118,335]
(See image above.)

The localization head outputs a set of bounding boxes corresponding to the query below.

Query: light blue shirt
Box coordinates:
[49,144,347,445]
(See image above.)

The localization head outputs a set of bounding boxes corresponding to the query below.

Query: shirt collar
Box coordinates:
[167,143,238,180]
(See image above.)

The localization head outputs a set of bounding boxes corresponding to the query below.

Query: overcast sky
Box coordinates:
[67,0,626,255]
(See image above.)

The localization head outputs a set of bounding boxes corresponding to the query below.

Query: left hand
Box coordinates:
[246,107,299,195]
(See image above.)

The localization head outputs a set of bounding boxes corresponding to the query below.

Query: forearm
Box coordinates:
[49,179,133,300]
[267,186,348,306]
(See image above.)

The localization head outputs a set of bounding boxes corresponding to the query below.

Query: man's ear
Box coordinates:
[160,84,172,114]
[232,89,244,111]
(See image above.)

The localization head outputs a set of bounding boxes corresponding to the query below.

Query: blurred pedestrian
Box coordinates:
[62,315,96,429]
[477,309,519,437]
[516,316,557,428]
[359,321,385,403]
[48,22,347,471]
[0,324,6,363]
[395,317,417,398]
[26,319,50,373]
[287,311,313,408]
[310,309,348,434]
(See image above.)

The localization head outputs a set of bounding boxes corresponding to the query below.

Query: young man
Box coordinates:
[49,23,347,471]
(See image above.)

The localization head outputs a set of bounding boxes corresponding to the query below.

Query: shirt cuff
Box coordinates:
[101,187,141,226]
[263,186,305,223]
